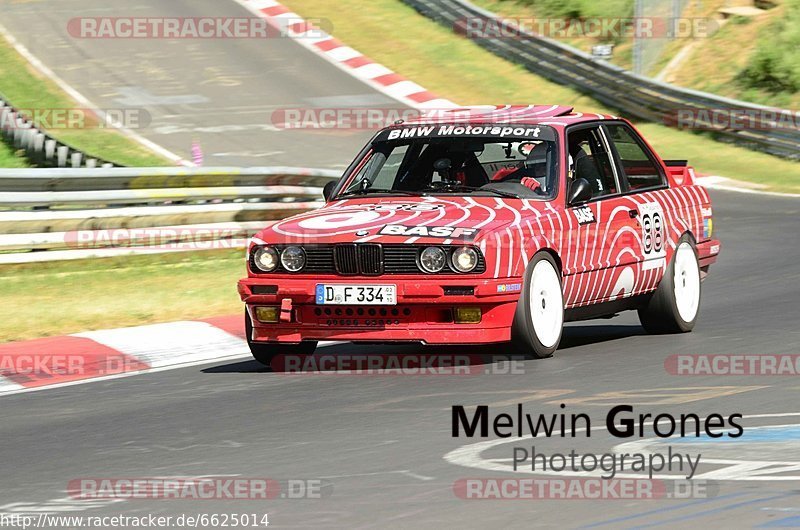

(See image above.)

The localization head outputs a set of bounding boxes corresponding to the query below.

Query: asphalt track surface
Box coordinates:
[0,0,396,167]
[0,191,797,528]
[2,1,800,528]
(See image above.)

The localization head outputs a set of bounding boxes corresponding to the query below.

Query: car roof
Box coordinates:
[397,105,618,129]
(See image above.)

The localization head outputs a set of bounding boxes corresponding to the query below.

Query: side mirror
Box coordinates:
[322,181,336,201]
[567,178,592,206]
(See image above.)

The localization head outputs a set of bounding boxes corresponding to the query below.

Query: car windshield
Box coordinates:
[337,124,558,200]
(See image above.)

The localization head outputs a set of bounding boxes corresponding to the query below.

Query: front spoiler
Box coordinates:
[238,275,522,345]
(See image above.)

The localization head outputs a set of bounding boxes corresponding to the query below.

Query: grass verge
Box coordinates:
[0,250,244,342]
[472,0,800,108]
[0,142,28,168]
[0,31,167,167]
[284,0,800,193]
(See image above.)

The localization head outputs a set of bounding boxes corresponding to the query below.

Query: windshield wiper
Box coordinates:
[337,188,425,198]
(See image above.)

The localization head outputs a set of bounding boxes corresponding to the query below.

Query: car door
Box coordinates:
[602,122,671,297]
[562,123,640,306]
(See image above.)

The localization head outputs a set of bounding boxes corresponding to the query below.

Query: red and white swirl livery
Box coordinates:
[238,105,720,364]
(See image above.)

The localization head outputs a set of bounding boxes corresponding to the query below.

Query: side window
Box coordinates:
[566,126,618,199]
[605,124,665,191]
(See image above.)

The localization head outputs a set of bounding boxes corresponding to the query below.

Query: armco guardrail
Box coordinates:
[402,0,800,160]
[0,167,339,263]
[0,93,117,168]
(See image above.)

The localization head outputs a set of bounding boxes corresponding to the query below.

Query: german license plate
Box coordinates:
[315,284,397,305]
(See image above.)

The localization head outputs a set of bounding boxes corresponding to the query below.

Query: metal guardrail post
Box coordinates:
[56,145,68,167]
[0,91,119,168]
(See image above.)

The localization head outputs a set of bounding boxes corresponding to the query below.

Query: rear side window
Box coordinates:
[605,124,665,191]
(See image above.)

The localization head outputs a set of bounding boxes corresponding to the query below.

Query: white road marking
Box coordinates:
[0,323,341,397]
[0,352,250,398]
[0,379,25,394]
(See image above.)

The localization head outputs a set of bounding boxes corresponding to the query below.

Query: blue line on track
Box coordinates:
[579,493,747,528]
[628,494,794,529]
[758,516,800,528]
[667,426,800,444]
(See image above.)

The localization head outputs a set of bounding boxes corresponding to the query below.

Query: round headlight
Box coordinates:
[452,247,479,273]
[419,246,446,273]
[280,246,306,272]
[253,246,278,272]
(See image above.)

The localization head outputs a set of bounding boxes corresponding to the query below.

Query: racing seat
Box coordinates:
[397,144,446,190]
[433,149,488,187]
[573,149,604,196]
[398,144,488,190]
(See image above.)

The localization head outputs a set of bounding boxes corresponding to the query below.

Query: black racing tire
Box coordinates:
[511,252,564,359]
[245,311,317,367]
[638,234,701,334]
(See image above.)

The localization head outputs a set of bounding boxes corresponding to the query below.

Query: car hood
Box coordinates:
[257,196,551,245]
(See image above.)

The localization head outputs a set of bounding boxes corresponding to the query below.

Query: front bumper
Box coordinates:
[238,276,523,344]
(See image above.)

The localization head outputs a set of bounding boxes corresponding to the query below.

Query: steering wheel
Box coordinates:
[425,179,456,191]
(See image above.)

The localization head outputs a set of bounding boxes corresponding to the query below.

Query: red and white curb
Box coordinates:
[233,0,456,110]
[0,316,253,396]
